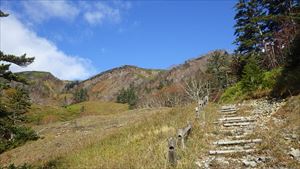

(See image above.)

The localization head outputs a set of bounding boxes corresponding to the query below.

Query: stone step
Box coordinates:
[213,139,262,146]
[220,111,237,115]
[218,144,254,150]
[209,149,255,155]
[219,116,255,121]
[221,105,236,109]
[220,130,253,137]
[220,109,238,113]
[223,122,254,127]
[216,119,256,124]
[226,134,248,139]
[221,128,254,133]
[222,114,237,118]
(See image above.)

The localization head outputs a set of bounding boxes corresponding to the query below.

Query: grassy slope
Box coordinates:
[26,101,129,125]
[43,104,220,169]
[0,106,170,167]
[0,101,220,168]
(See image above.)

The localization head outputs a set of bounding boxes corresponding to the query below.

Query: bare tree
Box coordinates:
[182,77,210,120]
[182,77,209,104]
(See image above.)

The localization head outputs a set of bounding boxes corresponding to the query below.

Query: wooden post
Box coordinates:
[177,129,185,149]
[177,122,192,149]
[195,107,200,119]
[204,95,209,106]
[168,137,177,166]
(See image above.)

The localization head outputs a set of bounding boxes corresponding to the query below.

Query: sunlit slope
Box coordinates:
[0,106,170,167]
[26,101,129,125]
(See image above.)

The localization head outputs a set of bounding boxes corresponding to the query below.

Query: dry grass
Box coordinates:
[5,96,299,168]
[0,107,169,167]
[4,101,272,169]
[0,102,220,168]
[43,103,220,169]
[26,101,128,125]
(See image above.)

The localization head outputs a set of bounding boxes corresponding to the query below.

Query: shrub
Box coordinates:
[261,68,282,89]
[220,68,282,102]
[0,124,39,153]
[220,82,244,103]
[3,163,33,169]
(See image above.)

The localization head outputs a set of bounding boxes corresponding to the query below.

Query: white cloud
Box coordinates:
[14,0,130,26]
[84,11,105,25]
[0,15,95,80]
[21,0,79,23]
[112,0,132,10]
[83,2,121,25]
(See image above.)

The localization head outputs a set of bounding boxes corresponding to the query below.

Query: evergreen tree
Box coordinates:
[0,10,34,120]
[116,84,138,109]
[116,88,127,103]
[73,88,88,103]
[8,87,31,125]
[0,10,37,153]
[0,11,34,86]
[206,51,231,89]
[233,0,299,70]
[234,0,266,55]
[260,0,297,68]
[240,56,264,91]
[0,10,9,17]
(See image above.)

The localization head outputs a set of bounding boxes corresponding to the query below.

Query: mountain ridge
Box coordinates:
[16,50,227,105]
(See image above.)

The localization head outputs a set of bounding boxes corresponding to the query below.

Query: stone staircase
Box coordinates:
[195,100,287,168]
[195,104,266,168]
[209,105,261,156]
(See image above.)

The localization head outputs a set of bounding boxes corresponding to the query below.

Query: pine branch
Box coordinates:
[0,51,34,67]
[0,10,9,17]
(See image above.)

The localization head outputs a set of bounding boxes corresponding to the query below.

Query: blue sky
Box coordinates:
[0,0,237,80]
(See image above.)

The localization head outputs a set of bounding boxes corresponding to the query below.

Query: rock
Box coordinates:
[195,161,202,168]
[242,159,257,167]
[195,157,215,169]
[255,156,272,163]
[215,157,229,165]
[289,148,300,161]
[291,134,297,139]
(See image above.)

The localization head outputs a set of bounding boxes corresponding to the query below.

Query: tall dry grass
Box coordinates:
[51,103,220,169]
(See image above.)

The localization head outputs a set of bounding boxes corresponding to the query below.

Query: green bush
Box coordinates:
[261,68,282,89]
[221,68,282,102]
[0,124,38,153]
[2,163,33,169]
[220,82,244,103]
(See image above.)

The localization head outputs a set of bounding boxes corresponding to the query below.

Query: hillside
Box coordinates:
[15,71,67,105]
[14,50,225,107]
[136,50,228,107]
[12,67,162,105]
[76,65,162,102]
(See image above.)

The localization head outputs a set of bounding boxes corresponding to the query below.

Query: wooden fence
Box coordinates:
[167,122,192,165]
